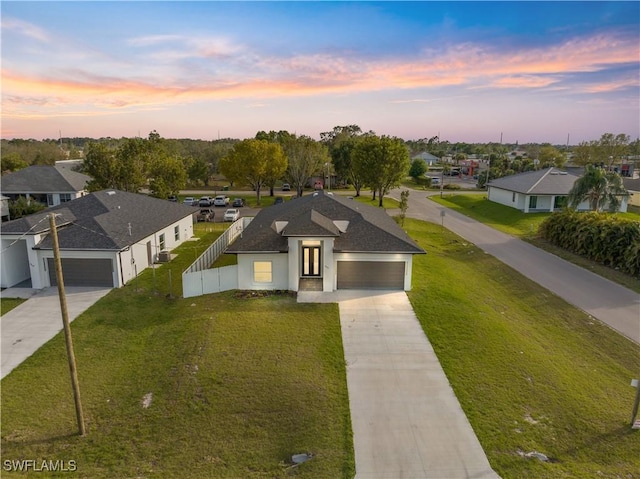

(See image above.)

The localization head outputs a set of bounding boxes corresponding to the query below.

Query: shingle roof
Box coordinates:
[623,178,640,192]
[1,190,195,251]
[1,165,90,193]
[487,167,579,195]
[226,190,425,254]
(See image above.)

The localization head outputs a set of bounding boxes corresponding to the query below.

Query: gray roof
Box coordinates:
[412,151,440,161]
[487,167,580,195]
[1,165,90,194]
[1,190,195,251]
[227,190,425,254]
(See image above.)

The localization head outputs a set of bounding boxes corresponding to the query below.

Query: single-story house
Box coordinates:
[225,190,425,292]
[623,178,640,207]
[412,151,440,166]
[0,165,90,207]
[0,190,195,290]
[487,167,628,213]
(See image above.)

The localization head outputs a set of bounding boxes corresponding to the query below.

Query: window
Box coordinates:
[528,196,537,209]
[253,261,272,283]
[159,233,165,251]
[47,194,54,206]
[554,196,567,209]
[174,225,180,241]
[512,192,516,202]
[59,193,72,203]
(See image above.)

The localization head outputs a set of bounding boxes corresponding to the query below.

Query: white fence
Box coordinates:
[182,217,252,298]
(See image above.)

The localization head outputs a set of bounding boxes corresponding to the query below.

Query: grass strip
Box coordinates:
[405,218,640,478]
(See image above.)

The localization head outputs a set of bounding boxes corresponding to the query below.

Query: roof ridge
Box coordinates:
[526,167,554,194]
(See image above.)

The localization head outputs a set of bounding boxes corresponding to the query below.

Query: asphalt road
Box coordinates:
[390,188,640,344]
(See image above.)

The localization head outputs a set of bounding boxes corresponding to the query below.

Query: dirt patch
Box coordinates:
[234,290,296,299]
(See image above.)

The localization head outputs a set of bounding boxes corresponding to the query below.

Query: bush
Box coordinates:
[443,183,461,190]
[539,210,640,277]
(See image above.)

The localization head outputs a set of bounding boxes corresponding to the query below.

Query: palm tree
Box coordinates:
[568,165,629,212]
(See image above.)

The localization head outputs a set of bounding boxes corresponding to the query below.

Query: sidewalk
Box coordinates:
[298,290,500,479]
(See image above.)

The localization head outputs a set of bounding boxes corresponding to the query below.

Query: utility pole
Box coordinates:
[49,213,86,436]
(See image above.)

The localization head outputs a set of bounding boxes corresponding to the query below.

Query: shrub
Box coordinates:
[443,183,461,190]
[539,210,640,277]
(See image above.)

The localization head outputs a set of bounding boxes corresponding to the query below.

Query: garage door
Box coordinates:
[47,258,114,287]
[337,261,405,290]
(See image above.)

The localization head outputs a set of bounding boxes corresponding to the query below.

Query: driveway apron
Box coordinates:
[300,290,500,479]
[1,287,111,379]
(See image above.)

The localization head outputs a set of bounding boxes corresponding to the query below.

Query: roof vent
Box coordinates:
[559,172,567,175]
[107,191,116,195]
[313,192,319,197]
[327,192,334,196]
[550,172,558,175]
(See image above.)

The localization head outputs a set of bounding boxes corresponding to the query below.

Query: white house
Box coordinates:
[487,167,628,213]
[225,190,425,292]
[0,165,90,207]
[412,151,440,166]
[0,190,195,290]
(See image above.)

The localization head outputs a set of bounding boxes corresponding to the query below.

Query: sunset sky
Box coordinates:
[2,1,639,144]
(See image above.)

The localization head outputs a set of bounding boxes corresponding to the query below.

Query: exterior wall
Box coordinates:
[487,187,515,209]
[629,191,640,207]
[0,238,30,288]
[333,252,414,291]
[287,237,335,292]
[237,253,289,290]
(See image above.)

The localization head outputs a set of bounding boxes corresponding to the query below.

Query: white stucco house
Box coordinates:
[487,167,628,213]
[0,190,195,290]
[225,190,425,292]
[0,165,90,207]
[412,151,440,166]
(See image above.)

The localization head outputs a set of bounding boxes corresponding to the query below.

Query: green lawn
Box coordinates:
[1,298,26,316]
[430,193,640,293]
[405,218,640,478]
[1,226,354,478]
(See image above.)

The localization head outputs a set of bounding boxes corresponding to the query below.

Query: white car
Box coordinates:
[223,208,240,222]
[213,195,230,207]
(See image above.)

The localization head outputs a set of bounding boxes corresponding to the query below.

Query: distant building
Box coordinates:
[412,151,440,166]
[1,165,90,207]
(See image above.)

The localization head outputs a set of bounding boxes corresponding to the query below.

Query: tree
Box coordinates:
[186,156,209,185]
[539,145,565,168]
[567,165,629,212]
[398,190,409,227]
[1,152,29,173]
[83,142,120,191]
[282,135,330,197]
[408,159,426,183]
[352,135,410,207]
[220,139,287,205]
[149,155,188,198]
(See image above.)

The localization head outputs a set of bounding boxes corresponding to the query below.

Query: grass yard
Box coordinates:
[430,193,640,293]
[1,225,354,478]
[405,218,640,478]
[1,298,26,316]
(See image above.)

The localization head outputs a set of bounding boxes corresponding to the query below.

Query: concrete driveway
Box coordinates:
[1,287,111,379]
[391,189,640,344]
[298,290,500,479]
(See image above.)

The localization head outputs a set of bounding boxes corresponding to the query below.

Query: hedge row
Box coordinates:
[539,210,640,277]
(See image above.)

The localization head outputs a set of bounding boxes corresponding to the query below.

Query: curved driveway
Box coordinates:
[391,189,640,343]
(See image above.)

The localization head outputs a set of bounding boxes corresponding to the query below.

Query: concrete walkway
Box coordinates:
[1,287,111,379]
[391,190,640,344]
[298,290,500,479]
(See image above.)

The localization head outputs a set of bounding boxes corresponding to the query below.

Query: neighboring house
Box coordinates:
[412,151,440,166]
[0,190,195,290]
[225,190,425,292]
[487,167,628,213]
[0,165,90,207]
[1,195,9,222]
[623,178,640,207]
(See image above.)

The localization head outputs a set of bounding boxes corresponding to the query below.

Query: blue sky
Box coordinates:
[2,1,638,144]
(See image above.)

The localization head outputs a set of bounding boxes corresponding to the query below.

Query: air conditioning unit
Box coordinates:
[158,250,171,263]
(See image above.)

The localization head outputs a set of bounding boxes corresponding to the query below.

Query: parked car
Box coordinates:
[281,183,291,191]
[213,195,230,207]
[232,198,246,207]
[274,196,284,205]
[223,208,240,222]
[168,195,178,202]
[183,196,197,206]
[197,208,215,222]
[198,196,213,207]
